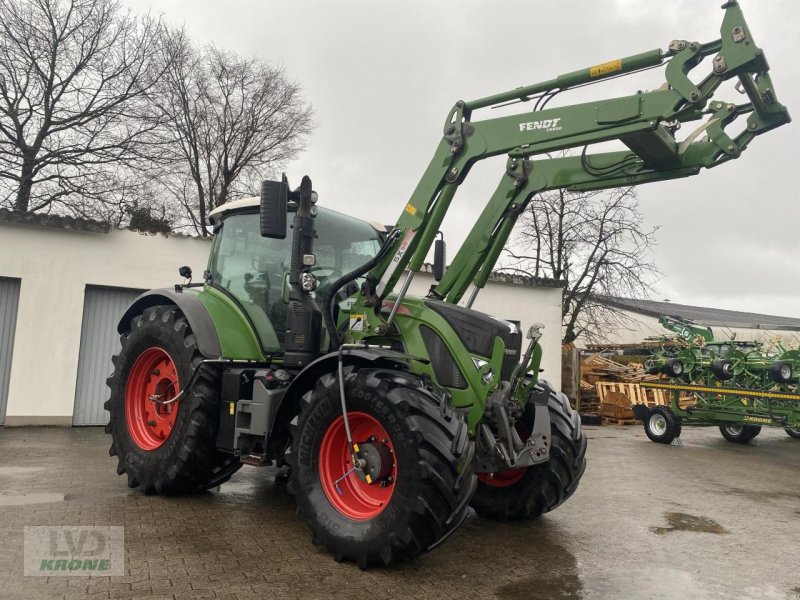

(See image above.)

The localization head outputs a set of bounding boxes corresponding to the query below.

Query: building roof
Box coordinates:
[0,208,206,239]
[599,296,800,331]
[0,208,110,233]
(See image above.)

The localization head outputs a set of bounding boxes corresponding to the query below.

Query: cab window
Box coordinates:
[210,208,382,352]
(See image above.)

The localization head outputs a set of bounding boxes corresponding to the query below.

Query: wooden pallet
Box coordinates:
[596,381,644,404]
[596,380,677,408]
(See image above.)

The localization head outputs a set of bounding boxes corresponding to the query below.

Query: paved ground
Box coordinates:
[0,424,798,600]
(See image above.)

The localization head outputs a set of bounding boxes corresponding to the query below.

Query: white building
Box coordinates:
[0,210,563,426]
[575,296,800,348]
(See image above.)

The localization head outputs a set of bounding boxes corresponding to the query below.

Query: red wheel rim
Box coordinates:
[478,422,529,488]
[318,412,396,521]
[125,347,180,451]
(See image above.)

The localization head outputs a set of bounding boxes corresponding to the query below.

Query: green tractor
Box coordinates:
[106,0,788,566]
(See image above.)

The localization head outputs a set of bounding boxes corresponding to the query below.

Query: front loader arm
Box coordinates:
[349,0,789,339]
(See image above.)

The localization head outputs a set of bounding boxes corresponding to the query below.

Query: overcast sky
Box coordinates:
[128,0,799,318]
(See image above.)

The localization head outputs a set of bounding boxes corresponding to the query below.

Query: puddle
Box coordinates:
[495,573,582,599]
[0,493,65,506]
[651,512,727,535]
[492,542,582,600]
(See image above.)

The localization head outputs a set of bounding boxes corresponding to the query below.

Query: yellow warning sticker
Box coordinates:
[350,314,366,332]
[404,203,417,216]
[590,59,622,77]
[229,402,235,415]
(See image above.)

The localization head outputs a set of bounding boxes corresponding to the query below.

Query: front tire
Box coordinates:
[288,367,476,568]
[105,305,241,494]
[469,387,587,521]
[719,423,761,444]
[644,406,682,444]
[785,427,800,440]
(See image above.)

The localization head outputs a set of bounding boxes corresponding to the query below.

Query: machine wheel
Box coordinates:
[769,361,793,384]
[288,367,476,568]
[105,305,241,494]
[469,387,587,521]
[785,427,800,440]
[711,359,734,381]
[719,423,761,444]
[663,358,684,378]
[643,406,682,444]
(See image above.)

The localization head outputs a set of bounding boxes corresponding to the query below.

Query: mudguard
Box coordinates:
[268,348,420,444]
[117,288,222,358]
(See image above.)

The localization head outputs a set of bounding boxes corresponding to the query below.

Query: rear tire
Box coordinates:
[644,406,682,444]
[105,305,241,494]
[719,423,761,444]
[288,367,476,568]
[469,387,587,521]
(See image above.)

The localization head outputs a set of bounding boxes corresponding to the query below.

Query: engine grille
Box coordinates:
[420,325,467,390]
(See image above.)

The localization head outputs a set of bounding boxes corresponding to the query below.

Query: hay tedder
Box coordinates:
[639,335,800,444]
[106,0,788,566]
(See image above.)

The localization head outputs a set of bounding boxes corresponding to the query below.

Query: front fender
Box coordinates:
[118,288,223,358]
[119,286,266,361]
[268,348,414,456]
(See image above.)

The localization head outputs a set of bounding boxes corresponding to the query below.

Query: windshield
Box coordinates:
[209,207,382,352]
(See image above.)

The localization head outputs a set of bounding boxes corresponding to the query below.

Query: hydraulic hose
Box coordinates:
[322,229,400,351]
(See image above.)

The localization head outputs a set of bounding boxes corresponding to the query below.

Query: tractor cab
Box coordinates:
[207,198,383,353]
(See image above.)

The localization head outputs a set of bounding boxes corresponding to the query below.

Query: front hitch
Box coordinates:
[475,383,552,473]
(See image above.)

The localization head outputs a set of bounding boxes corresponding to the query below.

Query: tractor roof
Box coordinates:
[208,196,386,234]
[208,196,260,221]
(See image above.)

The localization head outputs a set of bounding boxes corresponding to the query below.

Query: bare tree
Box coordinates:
[0,0,166,216]
[503,186,659,344]
[153,32,314,236]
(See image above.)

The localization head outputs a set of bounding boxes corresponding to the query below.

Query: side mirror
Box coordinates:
[433,233,446,281]
[260,174,288,239]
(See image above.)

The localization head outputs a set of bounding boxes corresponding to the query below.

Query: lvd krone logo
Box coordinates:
[38,529,114,573]
[50,528,106,556]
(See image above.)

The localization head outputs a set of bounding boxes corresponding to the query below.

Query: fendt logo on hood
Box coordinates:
[519,118,562,133]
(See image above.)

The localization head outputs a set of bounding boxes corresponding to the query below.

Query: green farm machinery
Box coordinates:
[658,315,714,344]
[106,1,789,566]
[638,335,800,444]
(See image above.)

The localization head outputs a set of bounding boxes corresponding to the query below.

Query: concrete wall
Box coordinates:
[407,273,563,390]
[0,222,211,425]
[575,310,800,348]
[0,221,564,424]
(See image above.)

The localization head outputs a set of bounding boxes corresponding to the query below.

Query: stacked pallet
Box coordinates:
[580,354,668,425]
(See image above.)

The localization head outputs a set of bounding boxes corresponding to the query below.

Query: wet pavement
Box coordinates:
[0,424,798,600]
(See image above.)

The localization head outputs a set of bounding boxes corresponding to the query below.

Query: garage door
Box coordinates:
[72,286,144,426]
[0,277,21,425]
